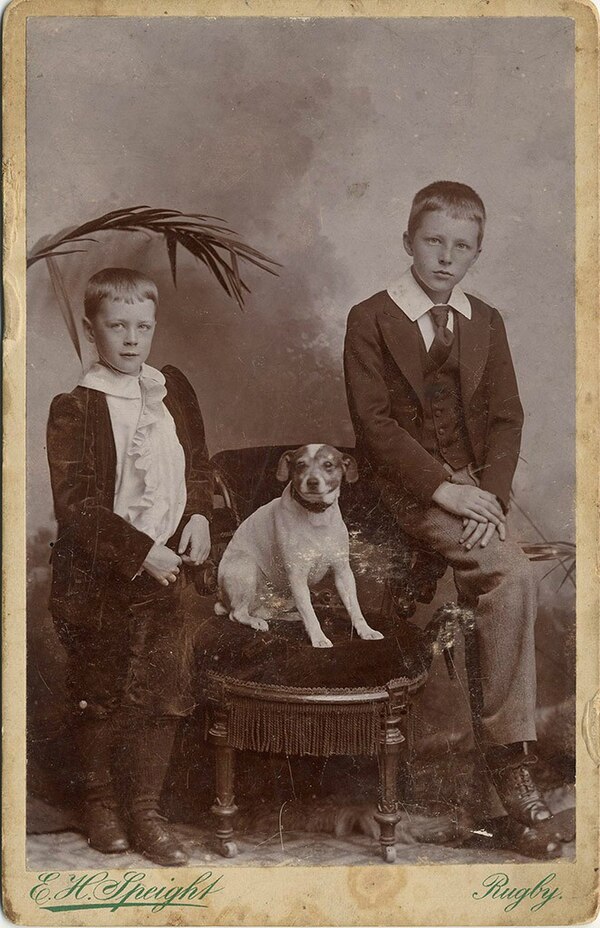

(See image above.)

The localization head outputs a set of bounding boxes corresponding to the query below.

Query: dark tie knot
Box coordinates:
[430,305,451,329]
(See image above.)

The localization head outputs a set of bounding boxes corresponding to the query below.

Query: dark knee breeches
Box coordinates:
[55,581,199,721]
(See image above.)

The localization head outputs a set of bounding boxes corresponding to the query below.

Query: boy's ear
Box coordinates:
[82,316,95,343]
[468,247,481,270]
[402,231,414,257]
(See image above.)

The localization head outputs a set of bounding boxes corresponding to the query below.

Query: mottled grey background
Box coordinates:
[27,17,575,554]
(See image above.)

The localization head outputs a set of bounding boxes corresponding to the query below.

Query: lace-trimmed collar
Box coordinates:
[78,362,165,398]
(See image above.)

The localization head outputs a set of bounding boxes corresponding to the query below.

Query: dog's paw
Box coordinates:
[311,635,333,648]
[358,626,384,640]
[250,618,269,632]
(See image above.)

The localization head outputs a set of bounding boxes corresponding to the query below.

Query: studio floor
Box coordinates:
[27,786,575,871]
[25,825,573,871]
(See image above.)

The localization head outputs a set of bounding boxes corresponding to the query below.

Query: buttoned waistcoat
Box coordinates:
[343,291,524,511]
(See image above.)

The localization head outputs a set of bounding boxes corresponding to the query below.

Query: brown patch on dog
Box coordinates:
[276,444,358,489]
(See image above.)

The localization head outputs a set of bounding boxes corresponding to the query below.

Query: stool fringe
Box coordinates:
[226,697,383,756]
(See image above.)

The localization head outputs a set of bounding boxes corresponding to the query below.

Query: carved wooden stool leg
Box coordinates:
[375,699,405,863]
[209,706,238,858]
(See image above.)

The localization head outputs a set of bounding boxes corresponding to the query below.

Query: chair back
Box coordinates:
[211,446,297,522]
[210,445,394,535]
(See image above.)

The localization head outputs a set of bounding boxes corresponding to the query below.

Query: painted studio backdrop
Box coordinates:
[26,16,575,847]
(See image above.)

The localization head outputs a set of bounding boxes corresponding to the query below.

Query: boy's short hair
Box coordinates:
[407,181,486,246]
[84,268,159,320]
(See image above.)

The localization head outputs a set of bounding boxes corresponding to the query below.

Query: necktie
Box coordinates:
[428,304,454,367]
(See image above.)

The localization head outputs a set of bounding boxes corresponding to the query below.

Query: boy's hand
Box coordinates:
[178,514,211,566]
[143,543,182,586]
[432,482,506,526]
[460,518,506,549]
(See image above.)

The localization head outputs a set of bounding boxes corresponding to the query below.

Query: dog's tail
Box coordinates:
[214,599,228,616]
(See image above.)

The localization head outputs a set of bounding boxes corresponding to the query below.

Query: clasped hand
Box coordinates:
[142,515,211,586]
[431,482,506,549]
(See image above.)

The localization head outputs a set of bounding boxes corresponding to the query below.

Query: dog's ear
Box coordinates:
[276,450,296,482]
[342,454,359,483]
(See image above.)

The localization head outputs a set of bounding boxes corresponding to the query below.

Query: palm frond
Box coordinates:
[27,205,281,310]
[45,256,82,363]
[27,248,91,264]
[558,560,576,590]
[511,493,575,587]
[165,232,178,286]
[520,542,576,561]
[510,493,577,590]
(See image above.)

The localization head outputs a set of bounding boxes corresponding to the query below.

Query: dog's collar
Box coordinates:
[291,484,335,513]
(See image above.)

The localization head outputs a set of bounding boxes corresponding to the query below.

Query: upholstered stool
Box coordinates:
[199,606,471,863]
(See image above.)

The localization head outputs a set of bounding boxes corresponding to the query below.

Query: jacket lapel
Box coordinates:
[457,298,490,408]
[163,377,178,426]
[77,386,117,504]
[163,372,190,471]
[380,293,426,407]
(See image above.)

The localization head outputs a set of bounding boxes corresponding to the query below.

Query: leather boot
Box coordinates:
[129,810,189,866]
[84,799,129,854]
[76,715,129,853]
[467,816,562,860]
[487,743,552,827]
[121,715,188,866]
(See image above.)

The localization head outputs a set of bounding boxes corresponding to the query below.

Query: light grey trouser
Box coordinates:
[382,467,538,746]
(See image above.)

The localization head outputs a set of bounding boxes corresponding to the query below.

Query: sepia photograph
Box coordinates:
[3,1,599,924]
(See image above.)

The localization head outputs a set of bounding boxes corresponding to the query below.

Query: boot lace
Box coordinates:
[510,765,538,801]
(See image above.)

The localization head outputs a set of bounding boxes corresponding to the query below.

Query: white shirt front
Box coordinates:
[78,362,187,546]
[387,268,472,350]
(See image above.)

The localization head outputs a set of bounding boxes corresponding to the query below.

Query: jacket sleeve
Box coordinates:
[47,391,155,579]
[163,366,214,523]
[343,305,449,503]
[477,309,524,510]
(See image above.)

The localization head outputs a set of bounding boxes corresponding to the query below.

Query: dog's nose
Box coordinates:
[306,477,319,490]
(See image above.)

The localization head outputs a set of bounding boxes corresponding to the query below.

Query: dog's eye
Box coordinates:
[323,461,333,469]
[296,462,307,471]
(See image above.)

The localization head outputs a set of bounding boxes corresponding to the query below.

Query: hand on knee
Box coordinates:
[460,519,505,549]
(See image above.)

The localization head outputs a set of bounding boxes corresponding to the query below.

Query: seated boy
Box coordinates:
[343,181,551,827]
[47,267,213,866]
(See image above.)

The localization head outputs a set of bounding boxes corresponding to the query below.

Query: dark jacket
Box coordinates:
[343,290,524,511]
[46,365,213,624]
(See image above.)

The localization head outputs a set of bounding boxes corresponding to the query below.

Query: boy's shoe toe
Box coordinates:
[469,816,562,860]
[130,811,189,867]
[491,763,553,827]
[84,801,129,854]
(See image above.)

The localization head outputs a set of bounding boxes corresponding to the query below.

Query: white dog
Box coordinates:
[214,444,384,648]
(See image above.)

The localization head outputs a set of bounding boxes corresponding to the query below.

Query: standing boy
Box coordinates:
[343,181,551,827]
[47,268,213,865]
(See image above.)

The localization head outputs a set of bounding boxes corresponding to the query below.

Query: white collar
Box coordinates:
[387,267,472,321]
[78,362,165,398]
